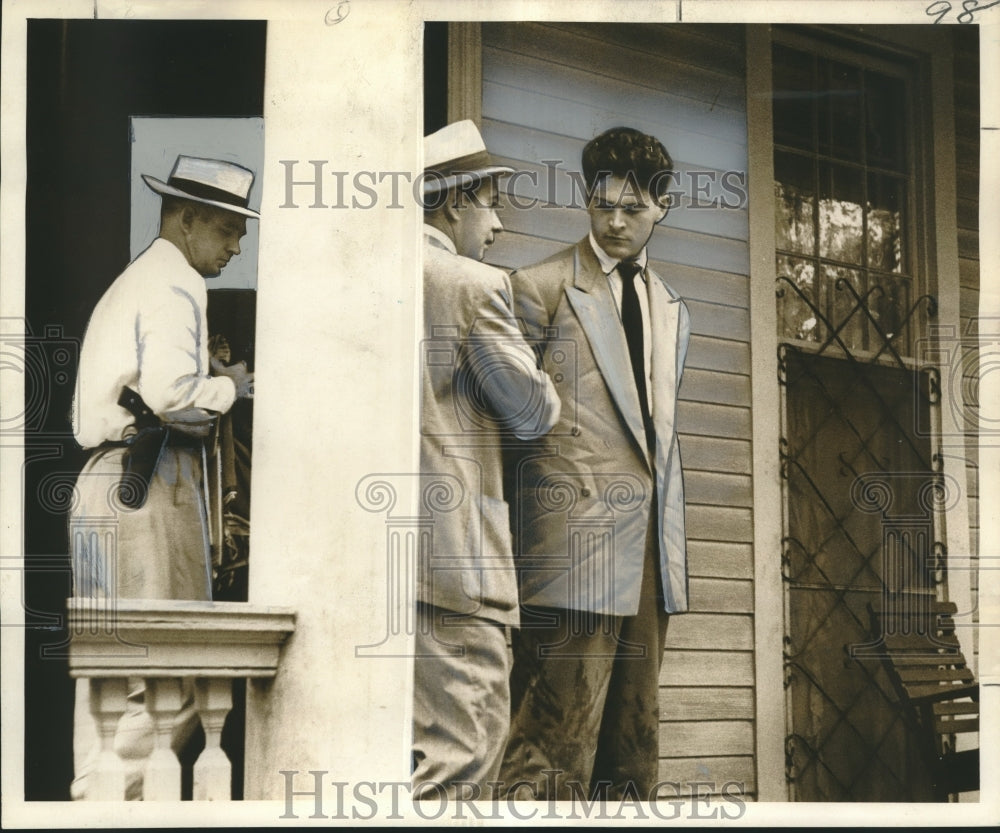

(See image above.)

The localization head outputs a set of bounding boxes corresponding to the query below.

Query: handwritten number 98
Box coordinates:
[928,0,1000,22]
[927,0,952,22]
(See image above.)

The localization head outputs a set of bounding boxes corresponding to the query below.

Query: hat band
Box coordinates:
[424,149,495,182]
[168,177,250,209]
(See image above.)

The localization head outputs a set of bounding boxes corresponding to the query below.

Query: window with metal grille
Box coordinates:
[771,31,947,801]
[773,38,921,360]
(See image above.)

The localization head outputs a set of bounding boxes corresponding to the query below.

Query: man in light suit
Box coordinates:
[414,120,560,797]
[500,127,691,800]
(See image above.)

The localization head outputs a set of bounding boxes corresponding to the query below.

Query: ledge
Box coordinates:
[67,598,297,678]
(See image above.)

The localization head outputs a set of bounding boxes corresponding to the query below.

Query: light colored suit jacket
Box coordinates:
[508,237,691,615]
[420,226,561,625]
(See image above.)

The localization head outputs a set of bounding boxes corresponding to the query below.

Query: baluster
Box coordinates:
[193,678,233,800]
[86,677,130,800]
[142,677,183,800]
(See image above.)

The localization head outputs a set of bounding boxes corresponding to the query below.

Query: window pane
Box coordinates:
[775,151,816,254]
[771,42,914,361]
[869,272,912,352]
[778,255,821,342]
[819,60,862,161]
[773,44,815,151]
[867,173,906,273]
[819,163,864,265]
[865,71,907,172]
[823,264,865,353]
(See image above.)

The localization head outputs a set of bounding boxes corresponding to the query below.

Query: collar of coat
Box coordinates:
[423,223,456,254]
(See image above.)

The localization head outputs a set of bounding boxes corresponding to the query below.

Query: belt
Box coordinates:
[94,429,204,454]
[164,429,206,451]
[93,440,128,453]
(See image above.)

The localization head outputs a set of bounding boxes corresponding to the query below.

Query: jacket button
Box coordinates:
[581,487,591,497]
[571,427,581,437]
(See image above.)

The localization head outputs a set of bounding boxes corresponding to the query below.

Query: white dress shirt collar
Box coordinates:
[588,232,648,276]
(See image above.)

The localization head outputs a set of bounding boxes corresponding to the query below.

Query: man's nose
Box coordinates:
[492,211,504,233]
[609,209,627,229]
[229,238,241,255]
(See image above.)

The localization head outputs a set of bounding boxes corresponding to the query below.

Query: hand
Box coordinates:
[211,358,255,399]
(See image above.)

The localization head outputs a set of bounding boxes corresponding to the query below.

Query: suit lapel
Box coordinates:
[648,270,684,449]
[564,241,650,466]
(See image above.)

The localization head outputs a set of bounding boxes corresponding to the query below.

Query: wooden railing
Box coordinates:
[67,598,295,801]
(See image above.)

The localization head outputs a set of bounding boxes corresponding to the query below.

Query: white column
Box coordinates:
[142,677,183,801]
[193,678,233,801]
[86,677,130,800]
[245,13,420,800]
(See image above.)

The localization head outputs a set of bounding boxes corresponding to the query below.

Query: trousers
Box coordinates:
[411,602,511,799]
[499,507,669,800]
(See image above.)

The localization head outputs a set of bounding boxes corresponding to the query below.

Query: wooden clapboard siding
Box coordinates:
[686,508,753,544]
[485,22,747,111]
[681,368,750,407]
[677,402,750,439]
[680,435,752,474]
[659,721,755,758]
[682,299,750,342]
[689,578,754,613]
[686,335,750,376]
[660,686,754,720]
[656,756,756,798]
[479,21,755,791]
[687,541,753,580]
[953,29,979,653]
[662,263,751,308]
[660,650,754,687]
[665,613,754,649]
[685,471,753,508]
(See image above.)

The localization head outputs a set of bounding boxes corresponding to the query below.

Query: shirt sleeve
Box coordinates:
[136,279,237,416]
[460,273,560,441]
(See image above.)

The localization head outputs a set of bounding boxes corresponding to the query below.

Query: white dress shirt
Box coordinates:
[589,232,654,417]
[73,237,237,449]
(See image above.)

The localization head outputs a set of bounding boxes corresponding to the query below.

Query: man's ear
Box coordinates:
[442,190,464,224]
[653,195,670,224]
[179,205,198,233]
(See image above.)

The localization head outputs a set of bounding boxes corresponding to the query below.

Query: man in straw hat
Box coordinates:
[69,155,259,800]
[414,120,560,797]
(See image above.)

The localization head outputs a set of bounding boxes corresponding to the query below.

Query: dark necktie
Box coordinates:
[618,259,654,455]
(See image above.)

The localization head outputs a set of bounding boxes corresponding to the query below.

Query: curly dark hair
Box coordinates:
[581,127,674,203]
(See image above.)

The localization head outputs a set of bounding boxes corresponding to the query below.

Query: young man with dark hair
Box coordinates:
[500,126,691,800]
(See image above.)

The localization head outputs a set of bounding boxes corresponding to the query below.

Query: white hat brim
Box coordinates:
[142,174,260,218]
[423,165,514,196]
